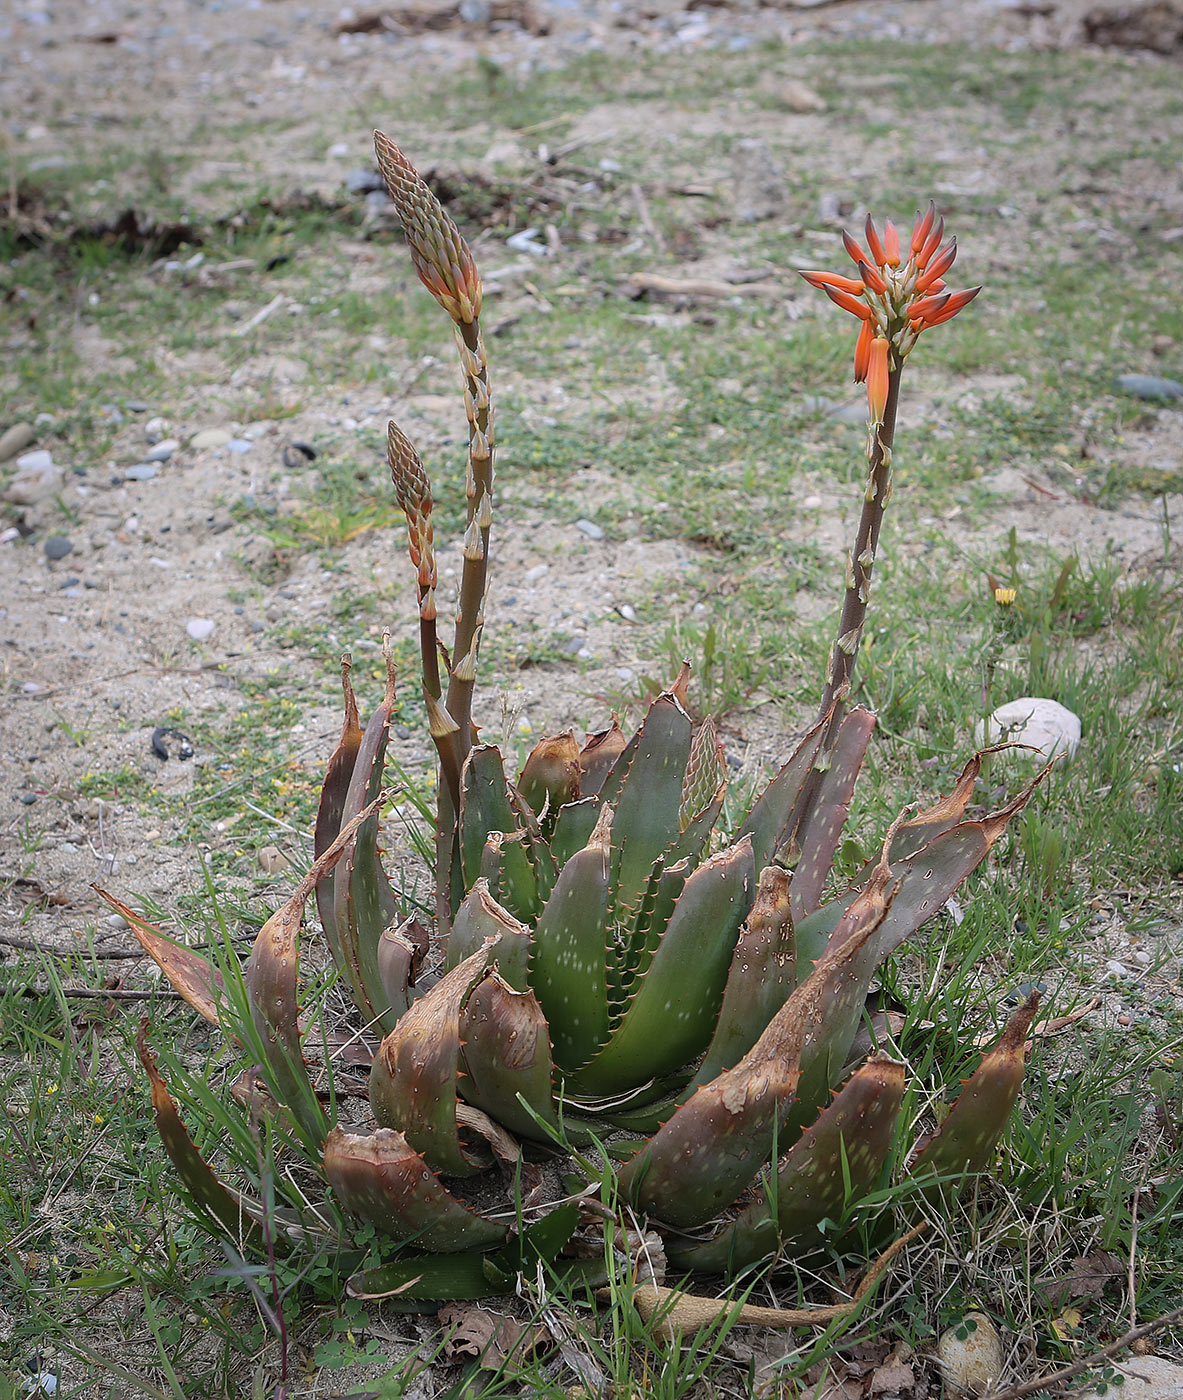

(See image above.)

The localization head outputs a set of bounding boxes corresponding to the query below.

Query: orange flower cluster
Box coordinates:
[800,205,981,424]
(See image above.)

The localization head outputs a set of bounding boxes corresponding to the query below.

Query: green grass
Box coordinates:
[3,26,1183,1400]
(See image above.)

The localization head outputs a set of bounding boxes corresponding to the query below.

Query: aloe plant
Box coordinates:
[109,140,1049,1303]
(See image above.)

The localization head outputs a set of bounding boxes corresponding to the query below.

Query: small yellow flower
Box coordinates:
[994,587,1017,607]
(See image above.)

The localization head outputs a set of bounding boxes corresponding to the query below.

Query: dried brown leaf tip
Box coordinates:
[374,131,482,323]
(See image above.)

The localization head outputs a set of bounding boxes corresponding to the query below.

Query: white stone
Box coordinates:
[1083,1358,1183,1400]
[186,617,216,641]
[974,697,1081,762]
[190,427,232,449]
[937,1314,1004,1395]
[146,438,179,461]
[15,448,53,472]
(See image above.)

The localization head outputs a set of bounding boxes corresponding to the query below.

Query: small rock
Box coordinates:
[772,79,826,113]
[1082,1357,1183,1400]
[152,727,195,760]
[145,438,179,462]
[282,440,317,468]
[618,603,638,622]
[125,464,158,481]
[563,636,586,654]
[225,438,254,454]
[190,427,232,450]
[257,845,290,875]
[525,564,548,582]
[1115,373,1183,401]
[0,422,36,462]
[975,697,1081,762]
[186,617,216,641]
[506,227,548,255]
[104,913,128,930]
[44,536,74,561]
[1105,959,1130,978]
[143,416,170,444]
[802,494,823,508]
[125,401,150,413]
[19,793,37,805]
[2,455,63,505]
[16,448,54,473]
[345,167,384,195]
[575,518,605,540]
[937,1314,1004,1396]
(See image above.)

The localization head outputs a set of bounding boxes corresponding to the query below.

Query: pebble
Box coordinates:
[226,438,254,454]
[43,536,74,561]
[938,1313,1004,1395]
[1106,959,1130,978]
[0,422,36,462]
[186,617,216,641]
[126,401,150,413]
[1115,373,1183,400]
[19,793,37,805]
[104,913,128,930]
[525,564,548,582]
[15,448,53,473]
[125,464,158,481]
[143,416,170,444]
[345,167,383,194]
[563,636,586,654]
[974,697,1081,762]
[3,456,63,505]
[575,518,605,540]
[146,438,179,462]
[190,427,232,449]
[618,603,638,622]
[257,845,290,875]
[802,494,823,509]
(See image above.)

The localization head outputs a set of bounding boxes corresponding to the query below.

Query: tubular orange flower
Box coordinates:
[883,219,901,268]
[916,216,945,270]
[800,270,866,297]
[908,292,952,323]
[915,239,958,293]
[910,201,936,256]
[822,285,876,320]
[867,337,890,424]
[856,259,888,295]
[916,286,981,328]
[842,230,871,268]
[864,216,887,269]
[853,318,874,383]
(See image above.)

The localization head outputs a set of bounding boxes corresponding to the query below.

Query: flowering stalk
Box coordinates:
[802,206,980,730]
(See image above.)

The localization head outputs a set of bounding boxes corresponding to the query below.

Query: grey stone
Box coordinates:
[226,438,254,454]
[974,696,1081,762]
[2,456,63,505]
[0,422,35,462]
[15,448,53,472]
[44,536,74,561]
[190,427,232,449]
[1116,373,1183,400]
[186,617,216,641]
[575,518,605,540]
[125,464,158,481]
[145,438,179,462]
[345,167,383,195]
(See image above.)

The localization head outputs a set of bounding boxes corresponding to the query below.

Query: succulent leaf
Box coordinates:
[617,859,892,1228]
[136,1023,263,1249]
[690,864,796,1089]
[548,795,601,868]
[668,1053,905,1272]
[445,881,533,991]
[459,970,562,1140]
[517,731,582,821]
[609,692,694,916]
[377,919,429,1019]
[328,654,403,1032]
[369,942,496,1176]
[529,807,612,1073]
[459,746,540,920]
[324,1127,506,1250]
[909,991,1040,1188]
[313,657,364,969]
[790,707,877,921]
[98,889,224,1028]
[578,720,629,798]
[573,838,756,1099]
[737,712,830,870]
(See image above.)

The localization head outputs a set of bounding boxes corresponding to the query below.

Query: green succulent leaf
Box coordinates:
[460,746,540,920]
[530,806,612,1073]
[313,658,364,972]
[573,837,756,1099]
[608,692,693,915]
[446,881,533,991]
[736,712,830,871]
[578,719,630,799]
[459,970,562,1139]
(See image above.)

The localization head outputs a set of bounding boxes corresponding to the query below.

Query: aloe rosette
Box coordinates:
[113,138,1048,1302]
